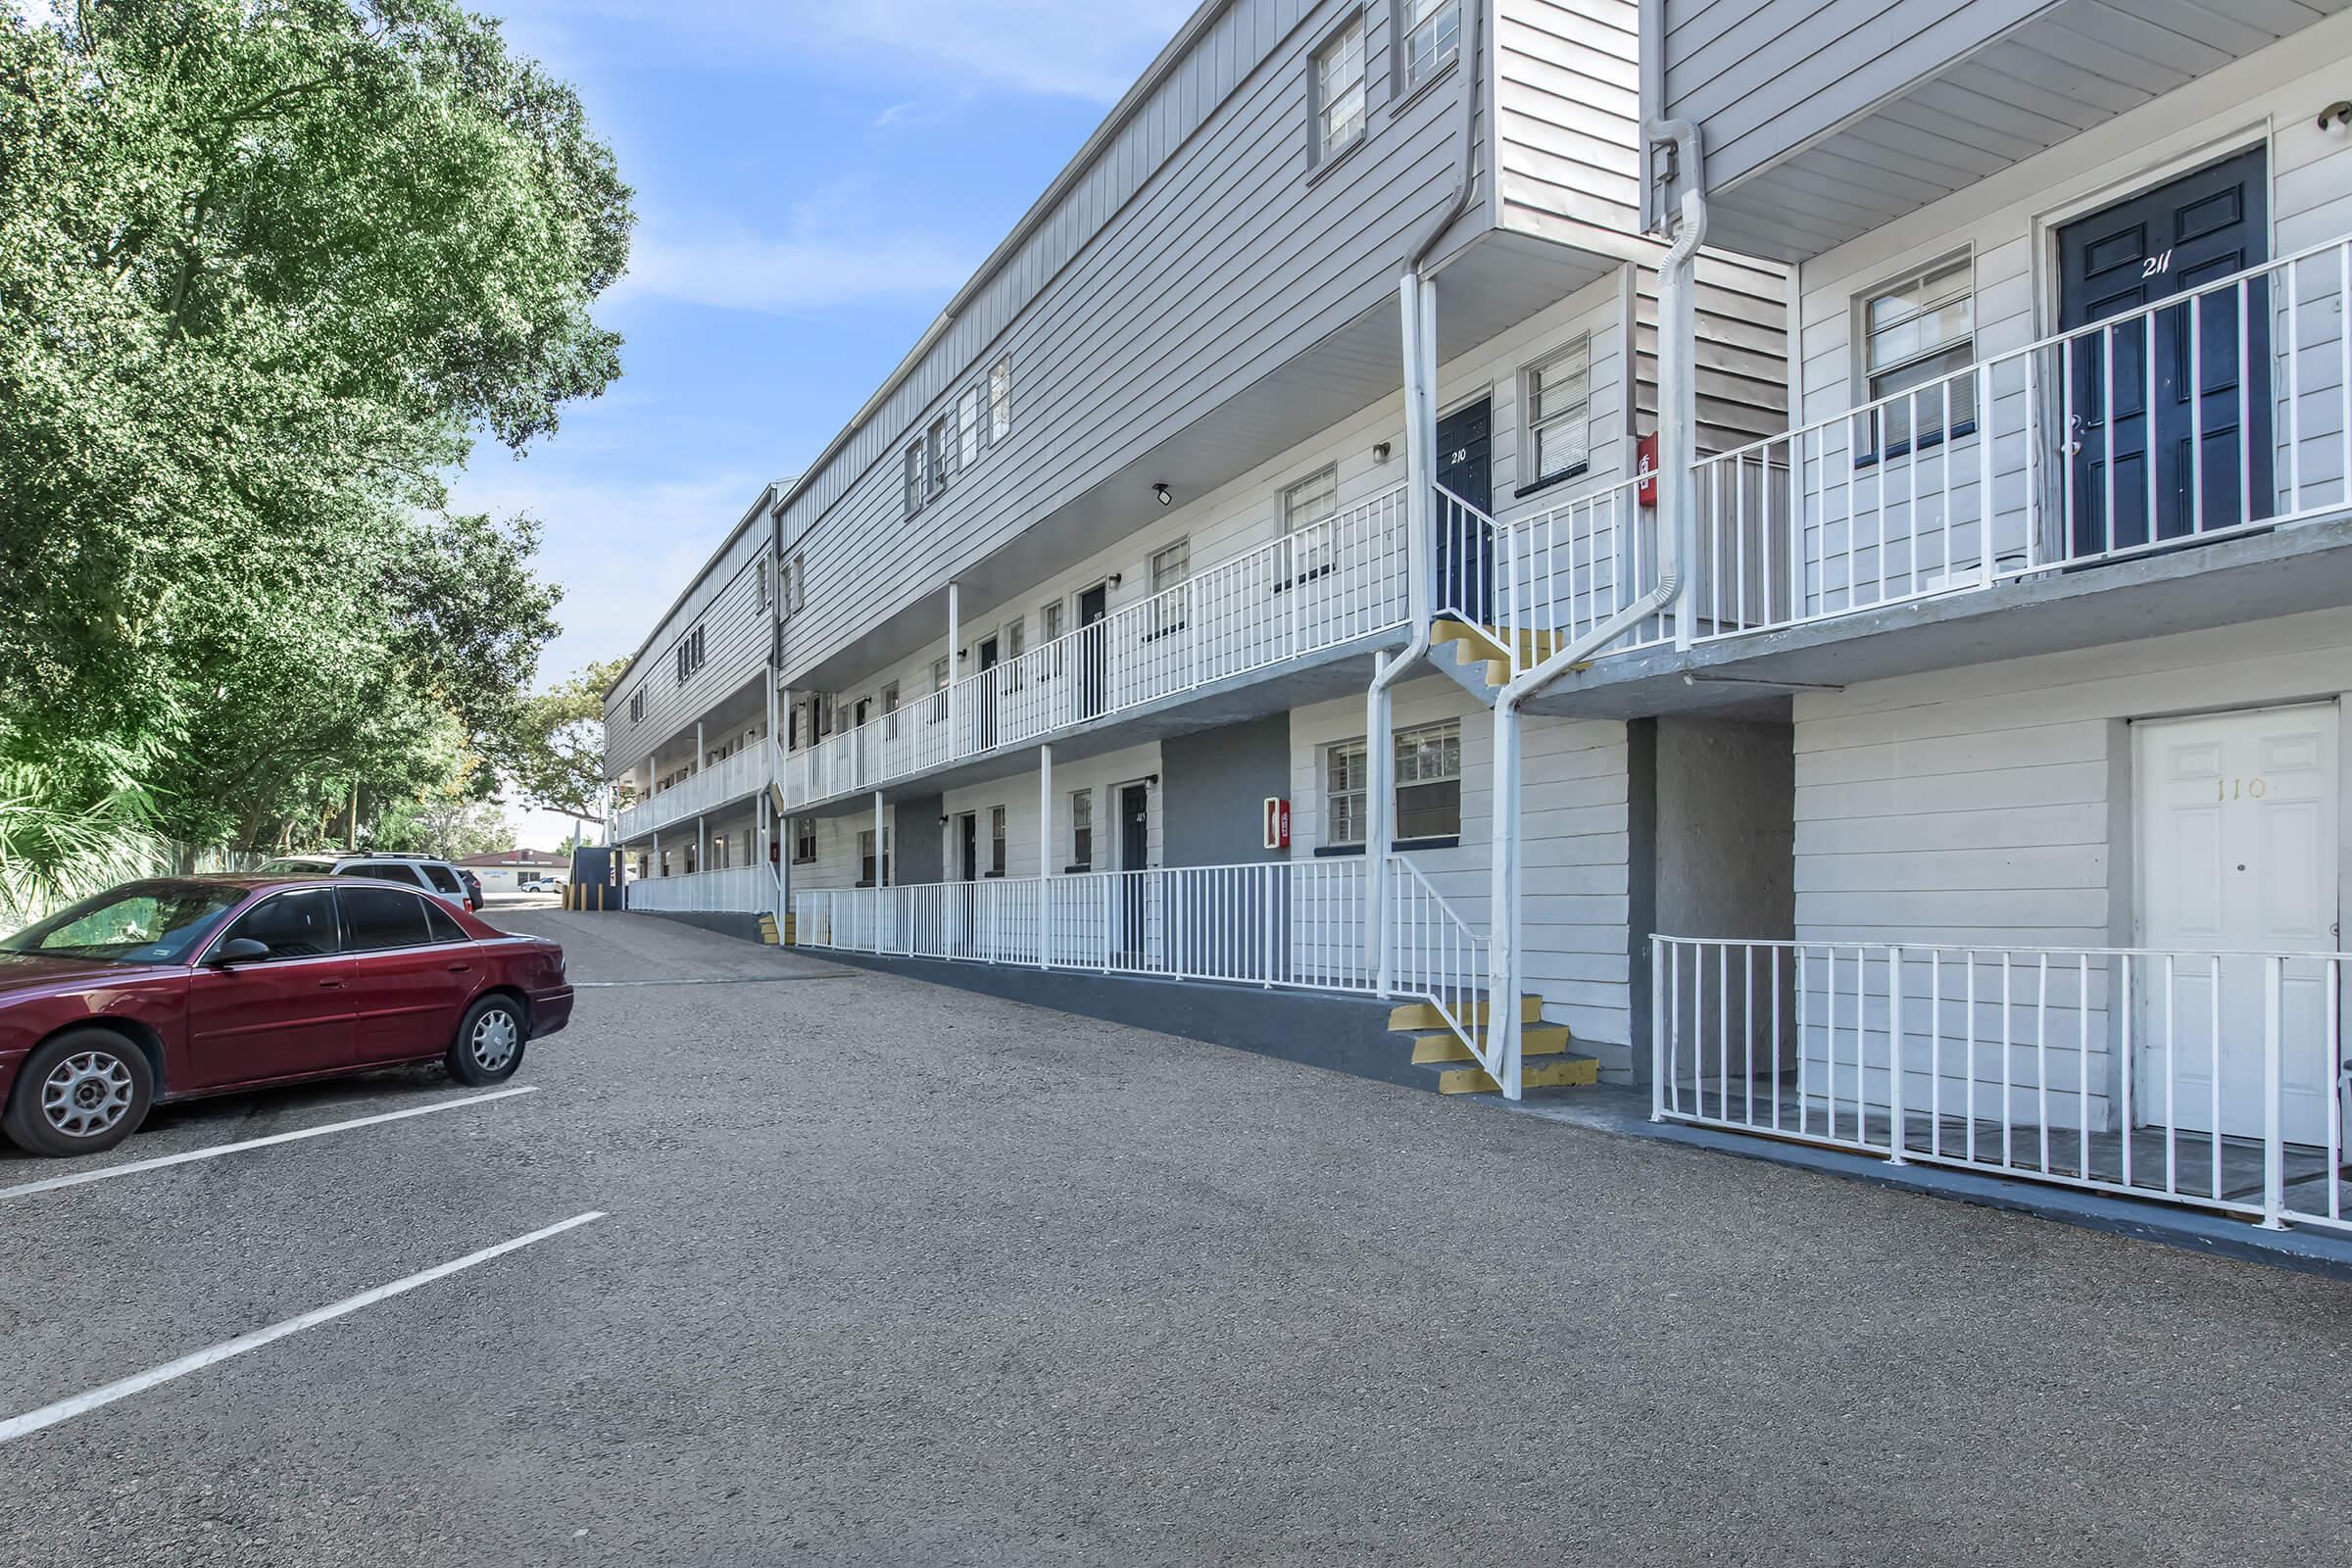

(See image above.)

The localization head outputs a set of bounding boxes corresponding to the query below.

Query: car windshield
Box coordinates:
[257,858,333,876]
[0,881,247,965]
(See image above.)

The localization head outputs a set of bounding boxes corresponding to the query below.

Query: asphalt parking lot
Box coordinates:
[4,910,2350,1566]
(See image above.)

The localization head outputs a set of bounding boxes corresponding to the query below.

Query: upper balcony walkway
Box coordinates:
[1519,232,2352,713]
[779,485,1411,811]
[613,742,769,844]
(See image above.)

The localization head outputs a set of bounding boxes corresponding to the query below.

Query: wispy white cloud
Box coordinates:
[612,174,978,315]
[494,0,1189,103]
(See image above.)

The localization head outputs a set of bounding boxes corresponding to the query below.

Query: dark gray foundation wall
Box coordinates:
[1624,714,1796,1082]
[1160,710,1292,865]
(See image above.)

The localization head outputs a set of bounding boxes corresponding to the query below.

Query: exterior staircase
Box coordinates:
[758,910,793,946]
[1386,991,1599,1097]
[1431,617,1564,690]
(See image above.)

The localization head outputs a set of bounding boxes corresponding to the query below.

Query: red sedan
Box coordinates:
[0,876,572,1158]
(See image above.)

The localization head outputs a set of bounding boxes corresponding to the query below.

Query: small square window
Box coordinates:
[1313,16,1366,163]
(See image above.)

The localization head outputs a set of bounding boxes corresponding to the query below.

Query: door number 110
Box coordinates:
[2218,776,2269,800]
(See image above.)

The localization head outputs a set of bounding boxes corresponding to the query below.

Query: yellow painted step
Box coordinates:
[1386,994,1544,1031]
[1409,1023,1573,1064]
[1438,1054,1601,1096]
[1432,618,1564,664]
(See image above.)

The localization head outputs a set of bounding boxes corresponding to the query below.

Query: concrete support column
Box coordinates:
[696,813,707,879]
[873,791,886,888]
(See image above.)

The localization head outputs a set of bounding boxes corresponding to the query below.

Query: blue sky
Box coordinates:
[450,1,1194,694]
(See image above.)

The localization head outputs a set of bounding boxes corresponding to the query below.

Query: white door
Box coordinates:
[2135,704,2339,1144]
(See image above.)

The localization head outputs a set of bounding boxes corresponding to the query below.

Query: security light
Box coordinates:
[1152,482,1171,506]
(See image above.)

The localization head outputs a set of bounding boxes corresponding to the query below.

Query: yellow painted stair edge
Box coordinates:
[1387,994,1544,1031]
[1437,1054,1600,1095]
[1410,1023,1572,1064]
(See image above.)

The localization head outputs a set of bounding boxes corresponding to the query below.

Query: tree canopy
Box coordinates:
[504,658,629,824]
[0,0,632,911]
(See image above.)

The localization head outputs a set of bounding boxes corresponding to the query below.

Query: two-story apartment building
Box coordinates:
[603,0,1791,1096]
[1605,0,2352,1230]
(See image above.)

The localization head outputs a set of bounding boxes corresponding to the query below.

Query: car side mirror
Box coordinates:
[209,938,270,965]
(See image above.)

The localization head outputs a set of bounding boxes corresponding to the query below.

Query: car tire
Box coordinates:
[2,1029,155,1158]
[447,996,527,1086]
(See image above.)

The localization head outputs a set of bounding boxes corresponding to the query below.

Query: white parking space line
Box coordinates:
[0,1210,607,1446]
[0,1086,540,1201]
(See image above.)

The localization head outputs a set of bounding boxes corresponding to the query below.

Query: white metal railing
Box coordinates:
[1384,856,1500,1075]
[625,864,775,913]
[614,744,770,841]
[1688,235,2352,645]
[1433,477,1660,682]
[780,486,1409,808]
[792,859,1369,989]
[1653,935,2352,1233]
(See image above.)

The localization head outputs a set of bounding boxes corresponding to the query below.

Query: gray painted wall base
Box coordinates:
[810,950,1429,1092]
[633,909,767,944]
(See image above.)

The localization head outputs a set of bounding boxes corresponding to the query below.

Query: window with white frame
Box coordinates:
[1149,539,1191,639]
[1398,0,1458,90]
[1394,719,1461,840]
[1325,738,1369,847]
[881,680,901,738]
[904,442,925,515]
[928,414,956,494]
[1324,719,1462,847]
[710,835,731,870]
[988,358,1012,443]
[758,556,770,610]
[1281,466,1339,578]
[628,690,644,723]
[957,386,981,466]
[791,553,806,612]
[1070,788,1093,870]
[792,816,816,864]
[1040,598,1063,644]
[989,806,1007,876]
[858,827,892,887]
[1522,337,1592,489]
[673,624,705,686]
[1005,616,1024,664]
[1313,15,1366,163]
[929,656,950,721]
[1860,253,1975,456]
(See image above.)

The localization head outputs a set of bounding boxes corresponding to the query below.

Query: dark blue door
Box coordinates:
[2058,147,2270,557]
[1435,398,1493,621]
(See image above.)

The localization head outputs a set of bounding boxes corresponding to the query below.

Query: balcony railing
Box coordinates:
[792,859,1370,987]
[1682,235,2352,649]
[1433,476,1660,680]
[781,485,1409,808]
[1653,935,2352,1233]
[614,744,771,842]
[625,864,775,913]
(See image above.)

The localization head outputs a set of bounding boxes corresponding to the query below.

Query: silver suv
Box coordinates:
[257,853,472,910]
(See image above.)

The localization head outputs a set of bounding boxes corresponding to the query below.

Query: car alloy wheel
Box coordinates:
[468,1007,520,1074]
[41,1050,135,1139]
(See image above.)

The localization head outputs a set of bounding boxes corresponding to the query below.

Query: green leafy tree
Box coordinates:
[0,1,630,902]
[505,658,628,824]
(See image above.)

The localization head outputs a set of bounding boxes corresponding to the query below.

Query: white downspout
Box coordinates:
[1486,119,1705,1098]
[1366,0,1483,986]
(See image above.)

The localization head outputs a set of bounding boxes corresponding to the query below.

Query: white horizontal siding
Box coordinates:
[1495,0,1643,246]
[603,521,773,781]
[1287,676,1637,1068]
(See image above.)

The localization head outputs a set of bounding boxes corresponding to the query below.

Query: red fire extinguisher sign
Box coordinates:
[1263,797,1291,851]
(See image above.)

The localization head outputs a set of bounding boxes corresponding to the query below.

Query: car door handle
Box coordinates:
[446,962,471,974]
[318,978,345,990]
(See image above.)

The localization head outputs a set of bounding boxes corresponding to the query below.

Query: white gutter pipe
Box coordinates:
[1367,5,1484,985]
[1484,119,1705,1096]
